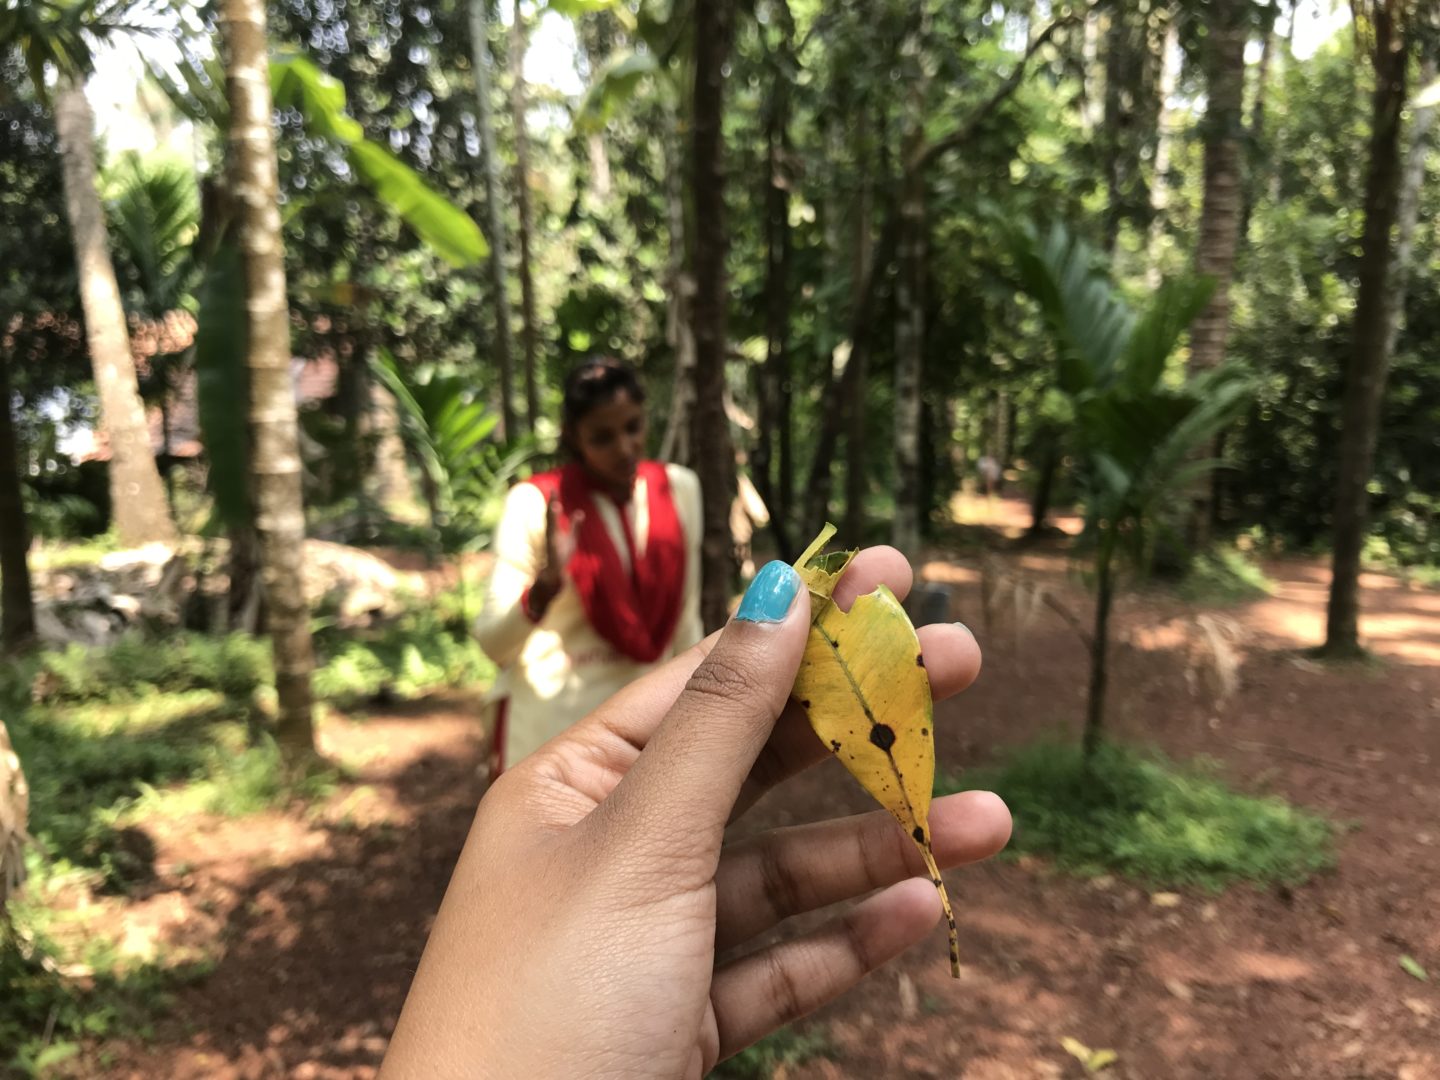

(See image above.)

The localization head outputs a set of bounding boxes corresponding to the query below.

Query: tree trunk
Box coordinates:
[469,0,517,441]
[0,352,36,652]
[222,0,316,754]
[1027,440,1059,539]
[843,115,874,543]
[1185,0,1247,547]
[1382,52,1435,365]
[659,111,697,467]
[689,0,737,632]
[1325,16,1413,657]
[805,210,900,528]
[1145,18,1181,292]
[54,81,175,547]
[1083,538,1115,760]
[755,23,795,559]
[892,128,925,559]
[1241,0,1282,241]
[510,0,541,433]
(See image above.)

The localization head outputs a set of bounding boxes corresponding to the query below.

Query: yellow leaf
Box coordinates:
[1087,1048,1118,1072]
[1061,1037,1093,1063]
[791,524,958,977]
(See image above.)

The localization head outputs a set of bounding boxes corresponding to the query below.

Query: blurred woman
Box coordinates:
[474,359,703,778]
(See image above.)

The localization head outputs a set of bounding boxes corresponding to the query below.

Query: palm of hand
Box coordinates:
[381,548,1009,1080]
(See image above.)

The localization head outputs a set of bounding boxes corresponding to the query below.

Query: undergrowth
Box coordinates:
[712,1026,835,1079]
[1174,547,1274,604]
[941,741,1333,890]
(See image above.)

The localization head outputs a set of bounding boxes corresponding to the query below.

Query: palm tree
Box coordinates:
[219,0,315,754]
[468,0,518,440]
[690,0,738,632]
[1011,223,1253,758]
[1185,0,1248,546]
[1,0,176,546]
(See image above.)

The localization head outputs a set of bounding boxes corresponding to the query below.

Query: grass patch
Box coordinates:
[940,742,1333,890]
[1174,547,1274,604]
[712,1026,835,1079]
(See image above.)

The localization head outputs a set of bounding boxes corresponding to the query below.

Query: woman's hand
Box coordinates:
[529,495,581,618]
[381,547,1010,1080]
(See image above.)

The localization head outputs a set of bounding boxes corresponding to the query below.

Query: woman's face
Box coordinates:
[570,391,647,493]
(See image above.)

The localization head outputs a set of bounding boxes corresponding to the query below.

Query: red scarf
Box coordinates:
[524,460,686,664]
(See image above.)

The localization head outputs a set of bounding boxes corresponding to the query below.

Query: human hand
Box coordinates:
[381,547,1010,1080]
[537,493,580,590]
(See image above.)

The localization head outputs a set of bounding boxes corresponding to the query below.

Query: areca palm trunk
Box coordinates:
[1186,0,1247,548]
[510,0,540,433]
[221,0,316,753]
[53,81,174,547]
[690,0,738,632]
[469,0,518,441]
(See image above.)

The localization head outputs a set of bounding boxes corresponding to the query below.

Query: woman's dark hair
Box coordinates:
[561,358,646,430]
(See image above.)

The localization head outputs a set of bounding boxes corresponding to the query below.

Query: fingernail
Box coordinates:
[736,561,801,624]
[953,621,976,642]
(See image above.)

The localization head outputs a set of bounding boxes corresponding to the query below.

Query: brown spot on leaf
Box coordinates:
[799,699,811,709]
[921,728,929,737]
[829,739,841,753]
[868,723,897,752]
[912,826,925,844]
[916,654,925,667]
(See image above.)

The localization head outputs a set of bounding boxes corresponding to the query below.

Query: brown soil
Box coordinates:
[87,502,1440,1079]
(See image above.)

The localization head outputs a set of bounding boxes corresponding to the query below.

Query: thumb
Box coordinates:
[597,561,810,855]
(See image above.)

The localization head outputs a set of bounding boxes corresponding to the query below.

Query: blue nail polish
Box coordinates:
[736,561,801,623]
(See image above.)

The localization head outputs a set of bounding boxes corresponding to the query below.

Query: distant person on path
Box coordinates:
[977,453,1002,499]
[473,359,703,780]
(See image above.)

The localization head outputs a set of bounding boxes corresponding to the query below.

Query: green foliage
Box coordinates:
[0,0,165,101]
[1,920,203,1079]
[105,152,200,317]
[1010,222,1253,561]
[374,349,534,552]
[312,590,495,706]
[8,631,270,704]
[941,742,1334,890]
[711,1026,835,1080]
[1174,547,1275,604]
[270,54,488,267]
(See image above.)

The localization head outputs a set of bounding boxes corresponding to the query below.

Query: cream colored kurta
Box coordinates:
[473,463,704,768]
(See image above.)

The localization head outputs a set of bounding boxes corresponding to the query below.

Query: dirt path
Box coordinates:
[93,513,1440,1078]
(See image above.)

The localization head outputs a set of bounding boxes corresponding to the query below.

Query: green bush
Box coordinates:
[17,632,271,704]
[313,601,493,706]
[941,742,1334,889]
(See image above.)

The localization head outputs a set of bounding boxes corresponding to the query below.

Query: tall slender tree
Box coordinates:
[690,0,737,631]
[1,2,177,545]
[1185,0,1248,546]
[220,0,316,753]
[1324,1,1416,657]
[510,0,540,432]
[753,0,795,558]
[469,0,518,440]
